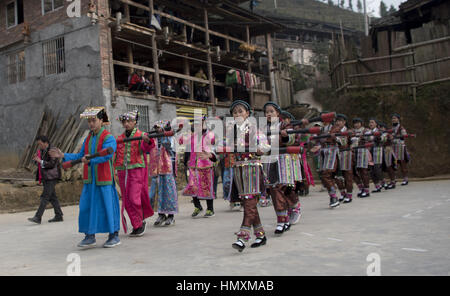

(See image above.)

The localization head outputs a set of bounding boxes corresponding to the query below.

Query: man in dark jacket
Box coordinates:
[28,135,63,224]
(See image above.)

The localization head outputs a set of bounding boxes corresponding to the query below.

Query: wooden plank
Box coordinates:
[348,67,414,78]
[393,36,450,52]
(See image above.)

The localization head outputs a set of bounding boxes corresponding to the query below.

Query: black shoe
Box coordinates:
[250,236,267,248]
[154,214,166,226]
[130,221,146,237]
[274,224,285,236]
[387,183,396,190]
[372,188,382,193]
[28,217,41,224]
[360,192,370,198]
[164,215,175,226]
[401,181,409,186]
[329,197,339,208]
[232,239,246,252]
[48,216,63,223]
[284,223,291,232]
[343,197,352,203]
[357,191,363,197]
[339,195,345,202]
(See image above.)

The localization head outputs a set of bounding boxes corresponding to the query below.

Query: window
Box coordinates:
[43,37,65,76]
[6,0,24,28]
[126,104,150,132]
[42,0,64,15]
[7,50,25,84]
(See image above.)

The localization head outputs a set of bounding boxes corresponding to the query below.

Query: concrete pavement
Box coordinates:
[0,180,449,276]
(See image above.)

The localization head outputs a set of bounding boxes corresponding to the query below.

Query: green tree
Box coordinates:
[348,0,353,11]
[328,0,334,6]
[379,1,388,17]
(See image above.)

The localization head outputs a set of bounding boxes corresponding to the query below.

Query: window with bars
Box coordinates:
[42,0,64,15]
[7,50,25,84]
[43,37,65,76]
[126,104,150,132]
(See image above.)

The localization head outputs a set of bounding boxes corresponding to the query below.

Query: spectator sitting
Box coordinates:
[160,76,168,96]
[172,78,182,98]
[145,73,155,95]
[181,80,190,99]
[166,78,176,97]
[129,69,146,92]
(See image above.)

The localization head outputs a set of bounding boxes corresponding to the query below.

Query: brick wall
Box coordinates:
[0,0,92,49]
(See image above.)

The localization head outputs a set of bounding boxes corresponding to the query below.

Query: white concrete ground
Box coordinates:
[0,180,449,276]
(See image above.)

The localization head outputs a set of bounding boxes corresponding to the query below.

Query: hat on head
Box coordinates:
[336,113,347,121]
[391,113,401,119]
[80,107,110,125]
[281,111,295,120]
[230,100,251,115]
[263,101,281,113]
[118,109,139,122]
[352,117,363,123]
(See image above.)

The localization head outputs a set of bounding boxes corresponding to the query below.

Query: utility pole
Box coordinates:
[363,0,369,36]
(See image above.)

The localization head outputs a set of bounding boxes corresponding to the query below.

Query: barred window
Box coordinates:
[7,50,25,84]
[43,37,65,76]
[42,0,64,15]
[126,104,150,132]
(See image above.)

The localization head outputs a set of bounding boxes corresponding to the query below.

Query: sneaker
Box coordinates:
[357,190,363,197]
[387,183,396,190]
[401,180,409,186]
[28,216,41,224]
[289,208,302,225]
[274,224,285,236]
[103,233,121,248]
[343,197,352,203]
[383,183,389,190]
[339,195,345,202]
[372,187,382,193]
[232,239,246,252]
[48,216,63,223]
[154,214,166,226]
[191,207,203,218]
[204,210,215,218]
[250,236,267,248]
[164,215,175,226]
[329,197,340,208]
[78,234,96,248]
[130,221,146,237]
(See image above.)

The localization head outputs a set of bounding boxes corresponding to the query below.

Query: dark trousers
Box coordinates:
[192,197,214,212]
[370,164,383,185]
[35,180,63,219]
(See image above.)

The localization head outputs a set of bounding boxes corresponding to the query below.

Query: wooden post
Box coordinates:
[246,25,254,107]
[126,44,133,75]
[204,8,216,115]
[149,0,161,110]
[224,28,230,52]
[411,48,417,103]
[266,33,276,101]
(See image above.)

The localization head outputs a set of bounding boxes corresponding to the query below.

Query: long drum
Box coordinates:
[233,159,264,197]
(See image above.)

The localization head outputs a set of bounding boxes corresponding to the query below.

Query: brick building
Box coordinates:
[0,0,284,168]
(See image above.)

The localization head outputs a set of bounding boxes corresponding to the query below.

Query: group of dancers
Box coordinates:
[28,102,412,251]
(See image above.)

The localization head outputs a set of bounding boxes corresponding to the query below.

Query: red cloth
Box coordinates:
[128,73,142,90]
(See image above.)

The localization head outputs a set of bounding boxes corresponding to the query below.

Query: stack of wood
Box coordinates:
[17,105,85,174]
